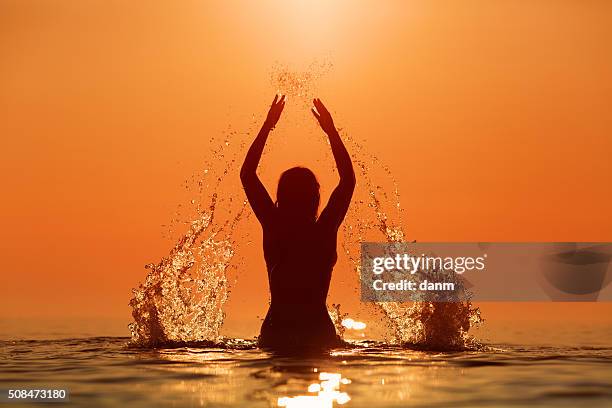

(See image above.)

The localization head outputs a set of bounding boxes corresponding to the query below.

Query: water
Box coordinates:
[2,336,611,407]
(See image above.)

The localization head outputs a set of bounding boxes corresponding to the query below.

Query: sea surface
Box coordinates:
[2,333,612,408]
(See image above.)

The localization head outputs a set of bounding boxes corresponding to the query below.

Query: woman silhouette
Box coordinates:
[240,95,356,351]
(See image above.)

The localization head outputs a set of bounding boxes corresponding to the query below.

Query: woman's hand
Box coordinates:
[311,98,337,135]
[264,94,286,130]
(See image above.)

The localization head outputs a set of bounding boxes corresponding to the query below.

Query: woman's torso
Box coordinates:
[263,216,337,305]
[259,214,339,348]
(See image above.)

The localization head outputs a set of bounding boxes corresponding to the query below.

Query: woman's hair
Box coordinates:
[276,167,320,221]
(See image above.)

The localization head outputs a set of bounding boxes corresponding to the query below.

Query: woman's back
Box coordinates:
[258,218,338,350]
[263,215,338,309]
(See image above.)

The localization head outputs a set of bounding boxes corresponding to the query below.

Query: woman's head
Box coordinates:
[276,167,320,221]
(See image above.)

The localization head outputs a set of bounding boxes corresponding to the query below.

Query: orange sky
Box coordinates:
[1,1,611,337]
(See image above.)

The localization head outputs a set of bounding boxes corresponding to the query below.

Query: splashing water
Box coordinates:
[129,61,482,350]
[270,60,333,106]
[129,127,253,347]
[340,132,483,350]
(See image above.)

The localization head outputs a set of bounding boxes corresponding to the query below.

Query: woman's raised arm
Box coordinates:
[312,98,356,229]
[240,95,285,226]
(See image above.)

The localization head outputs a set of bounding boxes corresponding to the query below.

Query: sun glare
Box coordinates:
[277,372,351,407]
[341,318,366,330]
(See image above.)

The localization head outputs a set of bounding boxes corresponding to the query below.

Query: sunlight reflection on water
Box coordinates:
[341,318,366,331]
[277,372,351,407]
